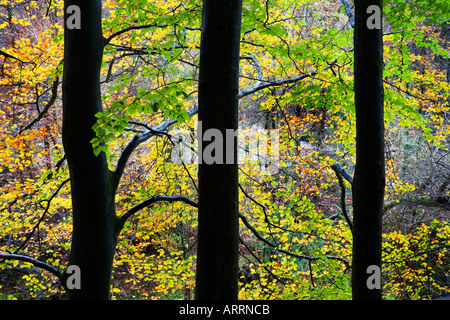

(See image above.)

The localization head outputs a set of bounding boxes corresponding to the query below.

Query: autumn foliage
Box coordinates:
[0,0,449,300]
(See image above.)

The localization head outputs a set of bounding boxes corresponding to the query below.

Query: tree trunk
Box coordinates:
[62,0,118,300]
[195,0,243,300]
[352,0,385,300]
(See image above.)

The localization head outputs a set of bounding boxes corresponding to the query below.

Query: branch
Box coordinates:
[239,183,278,243]
[114,60,334,191]
[104,23,200,47]
[13,178,70,254]
[16,76,60,136]
[238,183,349,266]
[340,0,355,28]
[113,103,198,191]
[119,192,350,267]
[384,195,450,213]
[383,79,438,102]
[0,156,66,213]
[239,211,350,267]
[238,60,338,99]
[239,237,287,286]
[331,163,353,185]
[239,212,278,249]
[238,72,317,99]
[331,163,353,233]
[118,195,198,229]
[0,253,62,280]
[0,49,23,62]
[127,121,199,191]
[104,23,168,46]
[240,52,262,89]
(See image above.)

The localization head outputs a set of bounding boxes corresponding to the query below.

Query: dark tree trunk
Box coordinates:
[352,0,385,300]
[62,0,118,300]
[195,0,243,300]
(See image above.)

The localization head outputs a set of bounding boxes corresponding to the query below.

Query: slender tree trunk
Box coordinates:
[352,0,385,300]
[62,0,118,299]
[195,0,243,300]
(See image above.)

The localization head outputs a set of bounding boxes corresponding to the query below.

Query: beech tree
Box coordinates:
[61,0,117,299]
[61,0,198,299]
[351,0,385,300]
[195,0,243,300]
[1,0,449,301]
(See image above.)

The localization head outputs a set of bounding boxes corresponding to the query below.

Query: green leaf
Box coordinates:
[137,87,147,96]
[150,101,159,112]
[93,147,101,157]
[164,109,172,118]
[90,137,100,148]
[112,100,124,109]
[180,111,190,121]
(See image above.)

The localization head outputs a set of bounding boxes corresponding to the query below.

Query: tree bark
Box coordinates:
[62,0,118,300]
[352,0,385,300]
[195,0,243,300]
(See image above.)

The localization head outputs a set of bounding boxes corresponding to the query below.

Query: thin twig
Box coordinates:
[239,210,350,267]
[13,178,70,254]
[16,76,60,136]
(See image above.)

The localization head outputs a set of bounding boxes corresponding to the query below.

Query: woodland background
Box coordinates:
[0,0,449,300]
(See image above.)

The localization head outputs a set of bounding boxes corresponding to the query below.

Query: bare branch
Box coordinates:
[240,52,262,89]
[331,163,353,185]
[104,23,168,46]
[238,60,338,99]
[239,211,350,267]
[104,23,199,48]
[331,163,353,233]
[113,103,198,191]
[384,195,450,213]
[238,72,317,99]
[0,49,23,62]
[239,237,287,286]
[117,195,198,229]
[383,79,438,102]
[340,0,355,28]
[0,253,63,280]
[16,76,60,136]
